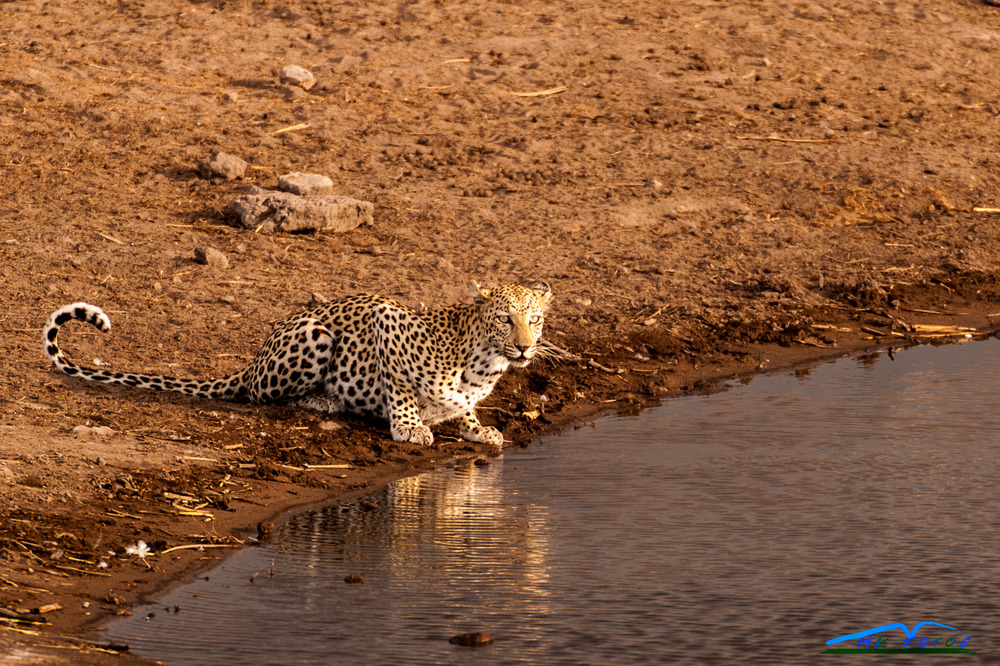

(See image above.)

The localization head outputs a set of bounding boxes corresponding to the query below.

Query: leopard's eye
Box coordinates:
[529,315,542,326]
[496,315,511,325]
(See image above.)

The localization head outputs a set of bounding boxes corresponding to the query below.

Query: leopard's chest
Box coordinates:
[415,356,507,425]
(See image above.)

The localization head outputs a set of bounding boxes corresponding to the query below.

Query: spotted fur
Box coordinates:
[42,281,553,448]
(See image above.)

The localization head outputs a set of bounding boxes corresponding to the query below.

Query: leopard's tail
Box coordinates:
[42,302,247,401]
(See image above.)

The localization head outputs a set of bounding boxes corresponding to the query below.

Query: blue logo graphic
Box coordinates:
[824,621,980,653]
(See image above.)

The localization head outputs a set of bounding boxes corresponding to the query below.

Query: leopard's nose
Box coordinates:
[515,345,530,353]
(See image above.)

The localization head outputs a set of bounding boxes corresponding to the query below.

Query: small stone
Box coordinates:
[72,425,116,439]
[193,246,230,269]
[279,65,316,90]
[104,592,125,605]
[222,91,239,103]
[278,172,334,196]
[230,185,373,234]
[32,603,63,615]
[434,256,456,272]
[449,632,494,647]
[256,521,274,542]
[198,150,247,181]
[318,420,343,431]
[344,573,364,584]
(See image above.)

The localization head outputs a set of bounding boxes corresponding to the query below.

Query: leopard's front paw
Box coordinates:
[465,425,505,450]
[392,424,434,446]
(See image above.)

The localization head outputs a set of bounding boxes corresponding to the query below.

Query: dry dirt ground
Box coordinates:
[3,0,1000,661]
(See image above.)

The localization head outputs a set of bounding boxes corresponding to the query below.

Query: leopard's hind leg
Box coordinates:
[243,316,336,405]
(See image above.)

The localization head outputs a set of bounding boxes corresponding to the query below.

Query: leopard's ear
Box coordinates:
[469,279,491,304]
[529,281,553,309]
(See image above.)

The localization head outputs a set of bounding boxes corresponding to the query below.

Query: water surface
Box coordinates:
[106,339,1000,663]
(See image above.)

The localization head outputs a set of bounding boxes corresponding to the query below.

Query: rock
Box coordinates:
[449,632,494,647]
[279,65,316,90]
[222,91,239,104]
[230,186,373,234]
[72,425,116,439]
[277,172,334,196]
[344,573,364,584]
[198,150,247,181]
[193,246,229,269]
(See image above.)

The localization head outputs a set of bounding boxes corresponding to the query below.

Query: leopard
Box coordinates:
[42,280,553,449]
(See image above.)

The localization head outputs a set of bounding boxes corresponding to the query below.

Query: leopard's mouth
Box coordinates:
[505,350,534,367]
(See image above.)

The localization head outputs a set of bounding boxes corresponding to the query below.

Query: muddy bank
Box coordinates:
[3,0,1000,661]
[4,293,998,663]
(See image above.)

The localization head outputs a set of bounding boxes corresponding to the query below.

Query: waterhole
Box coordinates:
[105,339,1000,663]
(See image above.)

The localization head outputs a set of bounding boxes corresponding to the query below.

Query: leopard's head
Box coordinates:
[471,280,553,368]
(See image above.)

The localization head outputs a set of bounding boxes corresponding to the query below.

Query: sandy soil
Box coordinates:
[3,0,1000,661]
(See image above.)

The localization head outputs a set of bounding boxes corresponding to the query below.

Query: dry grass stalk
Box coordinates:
[160,543,243,555]
[736,135,836,144]
[273,122,310,135]
[508,86,568,97]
